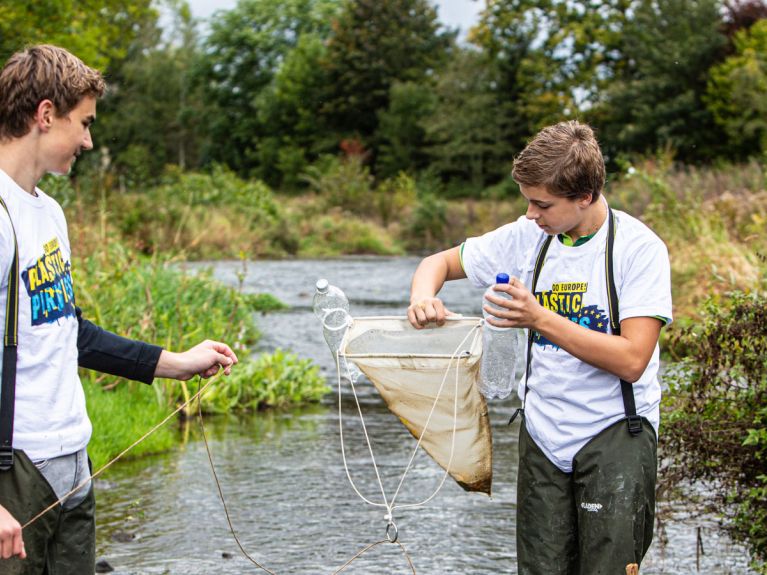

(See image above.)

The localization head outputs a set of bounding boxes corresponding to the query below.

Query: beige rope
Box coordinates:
[22,370,418,573]
[22,375,219,530]
[195,378,417,574]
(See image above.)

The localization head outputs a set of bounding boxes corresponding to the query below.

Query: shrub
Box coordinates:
[661,290,767,572]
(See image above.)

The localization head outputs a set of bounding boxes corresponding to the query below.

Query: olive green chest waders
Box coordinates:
[512,210,658,575]
[0,197,96,575]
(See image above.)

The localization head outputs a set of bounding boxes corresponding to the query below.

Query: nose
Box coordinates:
[525,204,539,220]
[82,128,93,151]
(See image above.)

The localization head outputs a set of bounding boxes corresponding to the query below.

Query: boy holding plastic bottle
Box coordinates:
[407,120,672,574]
[0,45,238,574]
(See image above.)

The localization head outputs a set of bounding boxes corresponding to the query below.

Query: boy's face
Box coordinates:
[520,184,592,236]
[44,96,96,175]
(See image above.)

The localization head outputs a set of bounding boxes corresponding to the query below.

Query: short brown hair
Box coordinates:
[511,121,606,203]
[0,45,106,140]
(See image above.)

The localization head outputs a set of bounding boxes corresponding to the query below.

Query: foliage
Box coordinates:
[661,291,767,571]
[0,0,156,68]
[301,155,375,215]
[593,0,729,164]
[706,19,767,159]
[320,0,452,154]
[84,376,175,470]
[77,243,326,467]
[201,349,328,412]
[95,0,207,184]
[200,0,340,174]
[610,158,766,317]
[111,165,296,258]
[254,33,333,189]
[376,81,437,179]
[404,189,449,252]
[422,49,517,190]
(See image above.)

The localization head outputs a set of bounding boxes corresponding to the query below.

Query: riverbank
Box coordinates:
[58,158,766,321]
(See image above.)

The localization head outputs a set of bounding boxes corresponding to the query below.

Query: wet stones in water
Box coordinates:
[111,529,137,543]
[95,559,114,573]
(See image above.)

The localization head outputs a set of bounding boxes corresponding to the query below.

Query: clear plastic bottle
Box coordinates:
[313,279,351,357]
[480,273,521,400]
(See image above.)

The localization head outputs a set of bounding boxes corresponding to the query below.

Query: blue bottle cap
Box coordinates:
[495,273,510,284]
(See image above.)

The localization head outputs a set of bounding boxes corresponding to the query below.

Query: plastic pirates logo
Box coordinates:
[21,237,76,326]
[533,281,609,349]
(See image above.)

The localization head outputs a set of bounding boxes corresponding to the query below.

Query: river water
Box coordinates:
[95,257,756,574]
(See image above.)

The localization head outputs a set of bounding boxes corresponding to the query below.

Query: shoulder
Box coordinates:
[469,214,542,247]
[35,188,67,220]
[613,209,668,256]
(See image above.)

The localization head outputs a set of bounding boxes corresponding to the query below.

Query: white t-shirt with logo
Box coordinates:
[462,208,672,472]
[0,169,90,462]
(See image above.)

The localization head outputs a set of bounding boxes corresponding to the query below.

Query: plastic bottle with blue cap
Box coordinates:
[480,273,521,400]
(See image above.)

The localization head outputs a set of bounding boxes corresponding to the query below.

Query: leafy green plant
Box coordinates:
[661,291,767,572]
[77,244,326,467]
[201,349,328,413]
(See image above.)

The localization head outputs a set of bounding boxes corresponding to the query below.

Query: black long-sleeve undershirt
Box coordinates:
[76,307,162,384]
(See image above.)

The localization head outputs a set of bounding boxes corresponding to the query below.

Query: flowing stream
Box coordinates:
[95,257,756,574]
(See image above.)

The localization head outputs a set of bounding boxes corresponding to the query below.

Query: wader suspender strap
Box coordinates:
[0,196,19,470]
[605,209,643,435]
[510,208,642,436]
[508,234,553,426]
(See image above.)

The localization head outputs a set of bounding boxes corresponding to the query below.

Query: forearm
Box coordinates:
[410,247,465,302]
[76,307,162,384]
[532,311,661,383]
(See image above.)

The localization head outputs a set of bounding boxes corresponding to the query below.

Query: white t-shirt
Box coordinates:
[462,208,672,472]
[0,169,90,462]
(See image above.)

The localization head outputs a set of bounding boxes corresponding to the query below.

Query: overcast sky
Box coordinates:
[185,0,483,34]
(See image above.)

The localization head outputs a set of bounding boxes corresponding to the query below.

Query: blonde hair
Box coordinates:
[0,45,105,140]
[512,121,606,203]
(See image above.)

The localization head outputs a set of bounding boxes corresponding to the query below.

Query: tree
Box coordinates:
[706,19,767,158]
[376,81,436,179]
[422,49,518,191]
[320,0,452,158]
[95,1,209,184]
[254,33,332,189]
[199,0,340,175]
[592,0,729,163]
[470,0,632,142]
[0,0,156,69]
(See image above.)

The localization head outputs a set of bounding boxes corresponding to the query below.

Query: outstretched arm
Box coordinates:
[408,246,466,328]
[0,504,25,560]
[154,340,238,381]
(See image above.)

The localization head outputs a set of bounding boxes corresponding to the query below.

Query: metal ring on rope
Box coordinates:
[386,521,399,543]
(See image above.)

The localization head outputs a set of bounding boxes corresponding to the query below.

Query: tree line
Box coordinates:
[2,0,766,195]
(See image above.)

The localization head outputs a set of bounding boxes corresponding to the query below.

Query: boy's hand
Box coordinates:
[155,340,239,381]
[0,504,25,560]
[483,277,544,329]
[408,297,453,328]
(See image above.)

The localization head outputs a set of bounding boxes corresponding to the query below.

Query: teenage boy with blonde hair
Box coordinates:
[0,45,238,574]
[408,120,672,573]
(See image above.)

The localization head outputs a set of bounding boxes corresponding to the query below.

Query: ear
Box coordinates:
[575,193,593,208]
[35,99,56,132]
